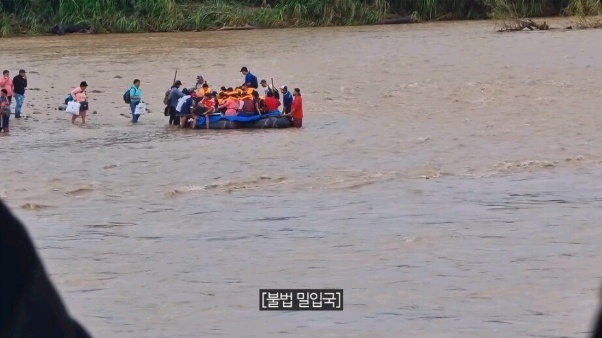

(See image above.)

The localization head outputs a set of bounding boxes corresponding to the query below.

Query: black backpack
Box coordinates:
[123,89,131,104]
[250,74,258,89]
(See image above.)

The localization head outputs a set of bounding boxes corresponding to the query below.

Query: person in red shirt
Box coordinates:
[263,91,280,113]
[192,93,216,129]
[200,93,216,114]
[290,88,303,128]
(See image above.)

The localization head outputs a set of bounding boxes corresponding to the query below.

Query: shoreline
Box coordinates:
[2,15,600,39]
[2,0,602,38]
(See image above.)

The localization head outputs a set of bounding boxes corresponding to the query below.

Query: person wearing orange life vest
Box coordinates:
[196,83,213,97]
[218,93,239,116]
[237,84,254,99]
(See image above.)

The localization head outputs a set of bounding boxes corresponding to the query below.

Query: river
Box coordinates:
[1,19,601,337]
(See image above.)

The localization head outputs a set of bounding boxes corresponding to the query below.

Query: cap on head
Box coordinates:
[260,79,267,84]
[174,80,182,86]
[240,67,248,73]
[19,69,26,74]
[197,75,203,79]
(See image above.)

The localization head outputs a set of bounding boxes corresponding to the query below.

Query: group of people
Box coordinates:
[0,69,28,132]
[165,67,304,129]
[1,66,304,132]
[64,79,143,126]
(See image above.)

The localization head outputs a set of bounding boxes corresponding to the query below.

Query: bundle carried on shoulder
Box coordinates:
[162,89,170,106]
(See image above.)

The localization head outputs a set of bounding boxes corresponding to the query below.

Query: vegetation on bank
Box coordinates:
[1,0,602,36]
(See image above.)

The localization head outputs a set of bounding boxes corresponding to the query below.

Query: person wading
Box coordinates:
[0,71,13,106]
[290,87,303,128]
[280,86,293,115]
[12,69,27,119]
[70,81,89,126]
[0,89,10,133]
[168,80,184,126]
[128,79,142,123]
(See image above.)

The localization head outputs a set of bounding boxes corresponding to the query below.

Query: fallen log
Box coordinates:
[376,15,419,25]
[497,19,549,32]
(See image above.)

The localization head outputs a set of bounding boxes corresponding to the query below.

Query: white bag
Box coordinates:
[66,101,80,115]
[134,102,145,115]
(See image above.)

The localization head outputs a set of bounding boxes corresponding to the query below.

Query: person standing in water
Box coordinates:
[70,81,89,126]
[280,86,293,115]
[12,69,27,118]
[0,89,10,133]
[0,71,13,106]
[290,88,303,128]
[128,79,142,123]
[168,80,184,126]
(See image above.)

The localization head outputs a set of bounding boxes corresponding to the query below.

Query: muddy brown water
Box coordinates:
[1,19,602,337]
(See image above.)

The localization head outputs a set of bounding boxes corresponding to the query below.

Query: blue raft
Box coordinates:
[194,111,292,129]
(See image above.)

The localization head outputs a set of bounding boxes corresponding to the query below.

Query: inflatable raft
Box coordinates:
[194,111,292,129]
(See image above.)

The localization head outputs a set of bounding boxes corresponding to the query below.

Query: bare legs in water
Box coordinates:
[71,110,87,126]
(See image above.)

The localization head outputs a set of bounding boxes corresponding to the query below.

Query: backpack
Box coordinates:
[250,74,258,89]
[123,89,131,104]
[123,89,132,104]
[163,89,170,106]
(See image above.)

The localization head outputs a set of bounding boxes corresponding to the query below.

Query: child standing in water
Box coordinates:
[0,89,10,133]
[70,81,88,126]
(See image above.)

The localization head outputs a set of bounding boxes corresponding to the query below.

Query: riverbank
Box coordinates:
[1,0,602,37]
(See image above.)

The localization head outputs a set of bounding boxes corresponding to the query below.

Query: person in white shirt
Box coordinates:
[259,79,279,99]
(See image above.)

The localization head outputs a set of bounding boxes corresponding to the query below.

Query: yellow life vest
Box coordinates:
[196,87,213,97]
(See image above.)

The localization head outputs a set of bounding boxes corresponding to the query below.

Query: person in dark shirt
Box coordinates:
[240,67,258,88]
[12,69,27,118]
[280,86,293,114]
[0,199,92,338]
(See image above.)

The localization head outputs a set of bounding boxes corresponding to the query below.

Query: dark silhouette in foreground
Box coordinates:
[0,200,92,338]
[593,300,602,338]
[50,24,97,35]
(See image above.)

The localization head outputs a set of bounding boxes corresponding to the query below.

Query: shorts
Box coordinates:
[175,108,191,116]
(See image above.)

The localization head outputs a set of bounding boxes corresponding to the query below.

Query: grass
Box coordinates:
[1,0,602,37]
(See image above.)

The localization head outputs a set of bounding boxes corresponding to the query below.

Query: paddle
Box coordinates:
[270,77,282,112]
